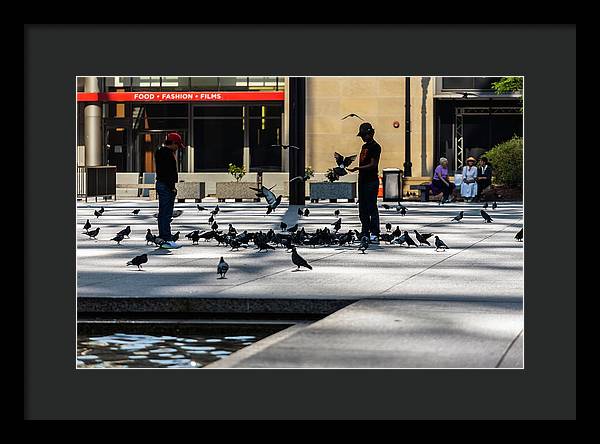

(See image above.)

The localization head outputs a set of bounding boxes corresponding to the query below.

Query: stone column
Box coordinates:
[84,77,102,166]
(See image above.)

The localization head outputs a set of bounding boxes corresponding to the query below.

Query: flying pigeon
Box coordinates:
[83,227,100,239]
[289,174,311,183]
[492,201,498,210]
[127,253,148,270]
[458,92,480,98]
[452,211,464,222]
[131,209,140,215]
[303,208,310,217]
[250,185,282,215]
[385,223,392,232]
[266,195,283,215]
[290,247,312,271]
[83,219,91,232]
[359,235,369,254]
[333,152,357,177]
[434,236,449,251]
[270,144,300,150]
[111,233,125,245]
[116,226,131,238]
[515,228,523,242]
[217,257,229,279]
[480,210,493,223]
[341,113,364,121]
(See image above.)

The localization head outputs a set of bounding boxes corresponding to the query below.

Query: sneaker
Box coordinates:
[369,235,380,244]
[160,241,181,249]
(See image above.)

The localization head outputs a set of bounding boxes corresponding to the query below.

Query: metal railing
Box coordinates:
[77,166,117,201]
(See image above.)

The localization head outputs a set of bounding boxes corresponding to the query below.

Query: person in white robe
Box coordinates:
[460,157,479,202]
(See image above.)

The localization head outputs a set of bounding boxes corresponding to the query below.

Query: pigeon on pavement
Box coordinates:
[481,209,493,223]
[334,209,340,217]
[84,227,100,239]
[217,257,229,279]
[290,247,312,271]
[197,205,207,212]
[211,221,219,231]
[111,233,125,244]
[359,236,369,254]
[287,224,298,233]
[515,228,523,242]
[280,222,287,231]
[303,208,310,217]
[297,208,303,216]
[172,231,180,242]
[391,226,402,238]
[332,218,342,232]
[483,202,488,209]
[145,229,155,245]
[385,223,392,232]
[492,202,498,210]
[94,209,102,218]
[127,253,148,270]
[403,231,418,247]
[434,236,449,251]
[116,226,131,238]
[132,209,140,215]
[452,211,464,222]
[414,230,431,246]
[83,219,91,232]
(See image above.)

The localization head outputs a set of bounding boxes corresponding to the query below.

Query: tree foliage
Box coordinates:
[483,136,523,188]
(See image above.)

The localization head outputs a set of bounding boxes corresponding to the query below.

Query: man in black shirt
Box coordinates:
[154,132,185,248]
[348,122,381,243]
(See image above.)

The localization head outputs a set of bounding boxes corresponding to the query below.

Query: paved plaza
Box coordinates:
[77,198,524,368]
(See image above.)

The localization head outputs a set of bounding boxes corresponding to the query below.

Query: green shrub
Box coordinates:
[483,136,523,188]
[325,168,339,182]
[227,163,246,182]
[305,166,315,180]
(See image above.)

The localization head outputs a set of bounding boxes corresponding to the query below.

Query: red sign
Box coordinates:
[77,91,284,102]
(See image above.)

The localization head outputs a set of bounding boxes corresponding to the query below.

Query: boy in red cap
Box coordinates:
[154,132,185,248]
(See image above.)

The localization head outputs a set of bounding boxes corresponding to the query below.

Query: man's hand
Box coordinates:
[347,167,359,173]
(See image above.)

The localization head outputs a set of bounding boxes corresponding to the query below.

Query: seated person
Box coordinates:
[430,157,455,203]
[476,156,493,198]
[460,156,479,202]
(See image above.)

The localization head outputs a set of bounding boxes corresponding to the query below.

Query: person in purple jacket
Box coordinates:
[430,157,455,203]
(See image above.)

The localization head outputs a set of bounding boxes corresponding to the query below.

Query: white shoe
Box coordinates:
[370,235,379,243]
[161,241,181,249]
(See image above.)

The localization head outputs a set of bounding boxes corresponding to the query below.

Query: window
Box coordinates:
[441,77,501,90]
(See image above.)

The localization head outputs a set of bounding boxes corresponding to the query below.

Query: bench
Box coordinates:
[116,183,156,200]
[409,183,431,202]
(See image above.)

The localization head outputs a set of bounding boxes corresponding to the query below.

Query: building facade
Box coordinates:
[77,76,522,196]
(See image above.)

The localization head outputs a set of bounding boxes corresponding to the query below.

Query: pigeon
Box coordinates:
[172,231,180,242]
[359,235,369,254]
[483,202,488,209]
[131,209,140,215]
[191,231,201,244]
[228,224,237,236]
[94,209,102,218]
[303,208,310,217]
[211,205,220,216]
[382,204,391,210]
[287,224,298,233]
[111,233,125,244]
[211,221,219,231]
[280,222,287,231]
[341,113,364,121]
[492,201,498,210]
[481,209,493,223]
[83,219,91,232]
[83,227,100,239]
[334,209,340,217]
[127,253,148,270]
[197,205,207,212]
[458,92,480,98]
[434,236,449,251]
[297,208,303,216]
[452,211,464,222]
[217,257,229,279]
[392,226,402,238]
[250,185,282,215]
[403,231,418,248]
[152,210,183,219]
[515,228,523,242]
[153,237,167,247]
[399,207,407,216]
[394,232,407,245]
[208,215,214,224]
[414,230,432,246]
[185,230,199,240]
[270,144,300,150]
[229,239,242,251]
[385,223,392,233]
[333,152,358,177]
[98,207,105,214]
[265,195,283,215]
[256,240,275,252]
[145,229,155,245]
[331,218,342,232]
[290,247,312,271]
[379,233,394,243]
[289,174,311,183]
[116,226,131,238]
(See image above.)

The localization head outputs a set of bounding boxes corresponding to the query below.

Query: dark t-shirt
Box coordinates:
[155,146,178,188]
[358,140,381,182]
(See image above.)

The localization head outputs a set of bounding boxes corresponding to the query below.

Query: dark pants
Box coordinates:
[431,179,455,201]
[358,179,380,236]
[156,180,175,241]
[477,179,491,196]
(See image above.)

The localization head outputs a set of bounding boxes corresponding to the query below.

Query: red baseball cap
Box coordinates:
[166,132,185,148]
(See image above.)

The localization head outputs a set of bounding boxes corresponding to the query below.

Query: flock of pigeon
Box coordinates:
[81,191,523,279]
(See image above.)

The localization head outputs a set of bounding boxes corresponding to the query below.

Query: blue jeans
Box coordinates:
[156,181,175,241]
[358,179,380,236]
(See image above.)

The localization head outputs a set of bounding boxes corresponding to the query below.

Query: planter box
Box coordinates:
[176,181,206,202]
[309,181,356,203]
[216,182,260,202]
